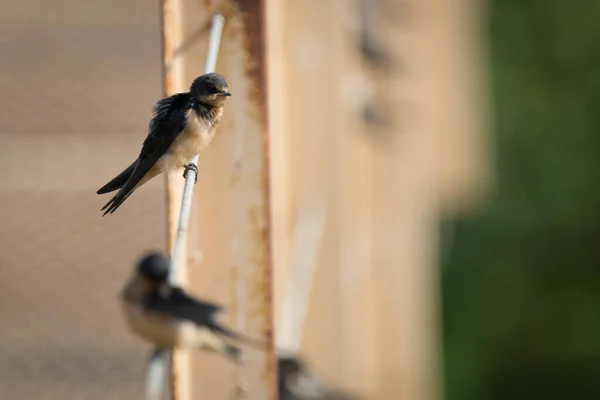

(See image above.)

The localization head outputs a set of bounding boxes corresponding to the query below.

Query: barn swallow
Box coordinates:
[278,355,359,400]
[120,252,262,363]
[97,73,231,215]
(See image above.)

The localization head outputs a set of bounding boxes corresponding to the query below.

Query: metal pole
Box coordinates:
[169,13,225,285]
[145,348,169,400]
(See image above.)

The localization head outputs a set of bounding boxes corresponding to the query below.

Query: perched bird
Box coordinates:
[278,355,359,400]
[121,252,261,363]
[97,73,231,215]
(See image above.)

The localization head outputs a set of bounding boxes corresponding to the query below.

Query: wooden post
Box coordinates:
[163,1,276,399]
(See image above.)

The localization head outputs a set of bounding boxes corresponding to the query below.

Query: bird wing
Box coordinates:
[145,287,267,348]
[101,93,191,215]
[140,93,191,160]
[97,159,138,194]
[144,287,223,326]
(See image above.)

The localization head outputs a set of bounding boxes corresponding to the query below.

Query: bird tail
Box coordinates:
[100,185,137,216]
[99,158,160,216]
[97,160,138,194]
[209,324,268,349]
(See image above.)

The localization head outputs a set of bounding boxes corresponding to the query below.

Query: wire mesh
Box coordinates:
[0,1,167,399]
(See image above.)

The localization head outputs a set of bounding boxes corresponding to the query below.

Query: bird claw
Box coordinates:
[183,163,199,184]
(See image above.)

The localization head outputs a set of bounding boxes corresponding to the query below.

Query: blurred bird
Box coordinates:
[121,252,262,363]
[278,355,359,400]
[97,73,231,215]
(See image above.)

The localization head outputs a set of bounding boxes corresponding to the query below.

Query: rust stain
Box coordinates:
[247,202,277,395]
[232,0,277,395]
[162,0,277,396]
[233,0,268,127]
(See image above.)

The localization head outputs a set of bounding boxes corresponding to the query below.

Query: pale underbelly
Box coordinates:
[134,120,218,189]
[160,126,216,170]
[122,303,208,349]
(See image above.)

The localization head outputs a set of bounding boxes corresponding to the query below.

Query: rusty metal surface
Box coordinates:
[163,0,276,398]
[232,2,277,394]
[234,0,268,120]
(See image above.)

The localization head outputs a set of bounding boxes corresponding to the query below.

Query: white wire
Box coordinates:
[169,13,225,285]
[145,13,226,400]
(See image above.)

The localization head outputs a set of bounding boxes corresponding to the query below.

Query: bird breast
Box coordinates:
[165,108,222,168]
[121,300,181,348]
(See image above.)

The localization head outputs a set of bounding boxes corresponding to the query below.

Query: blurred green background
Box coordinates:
[442,1,600,399]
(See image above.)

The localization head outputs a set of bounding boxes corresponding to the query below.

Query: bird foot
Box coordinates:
[183,163,199,183]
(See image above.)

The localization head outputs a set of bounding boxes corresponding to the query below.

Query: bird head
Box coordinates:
[137,251,170,284]
[190,72,231,107]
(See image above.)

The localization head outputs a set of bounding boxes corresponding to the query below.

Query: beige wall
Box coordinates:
[0,1,166,399]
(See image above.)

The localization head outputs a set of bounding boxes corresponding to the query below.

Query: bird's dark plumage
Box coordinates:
[121,252,264,363]
[135,252,264,348]
[96,160,138,194]
[137,251,170,283]
[279,357,305,400]
[278,355,360,400]
[100,93,191,215]
[98,72,231,215]
[145,287,264,347]
[145,287,223,325]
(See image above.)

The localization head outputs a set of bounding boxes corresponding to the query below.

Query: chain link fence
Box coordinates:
[0,1,168,398]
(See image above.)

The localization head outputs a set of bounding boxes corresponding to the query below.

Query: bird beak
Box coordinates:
[218,92,231,97]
